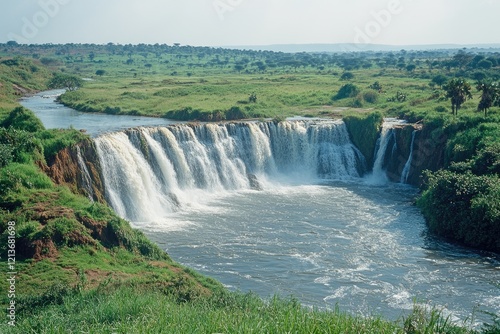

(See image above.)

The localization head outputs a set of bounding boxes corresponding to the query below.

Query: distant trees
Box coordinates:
[48,73,83,91]
[443,78,472,116]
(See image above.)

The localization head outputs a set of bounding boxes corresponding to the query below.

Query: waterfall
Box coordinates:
[365,119,406,184]
[92,120,366,224]
[76,146,94,201]
[400,130,417,184]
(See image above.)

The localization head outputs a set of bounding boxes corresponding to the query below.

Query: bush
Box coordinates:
[333,84,360,101]
[0,128,42,167]
[340,72,354,81]
[350,96,364,108]
[225,106,247,120]
[343,112,383,169]
[1,107,45,132]
[362,90,378,104]
[434,106,448,113]
[418,170,500,252]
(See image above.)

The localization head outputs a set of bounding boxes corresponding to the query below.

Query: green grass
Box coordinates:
[0,283,485,334]
[55,65,499,121]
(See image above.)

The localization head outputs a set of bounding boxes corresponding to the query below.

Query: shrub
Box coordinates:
[350,96,364,108]
[225,106,247,120]
[333,84,360,101]
[434,106,448,113]
[0,107,45,132]
[343,112,383,169]
[340,72,354,81]
[0,128,42,167]
[362,90,378,104]
[418,170,500,252]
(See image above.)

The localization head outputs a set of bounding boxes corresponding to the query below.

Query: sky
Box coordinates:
[1,0,499,47]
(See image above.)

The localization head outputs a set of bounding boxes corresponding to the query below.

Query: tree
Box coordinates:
[48,73,83,91]
[406,64,417,73]
[340,72,354,81]
[477,81,499,117]
[234,64,245,73]
[443,78,472,116]
[431,74,448,88]
[477,59,493,70]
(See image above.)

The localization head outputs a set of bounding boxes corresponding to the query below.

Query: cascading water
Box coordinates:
[365,119,405,184]
[400,130,417,184]
[93,120,366,224]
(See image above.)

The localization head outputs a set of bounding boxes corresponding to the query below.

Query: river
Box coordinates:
[22,90,500,326]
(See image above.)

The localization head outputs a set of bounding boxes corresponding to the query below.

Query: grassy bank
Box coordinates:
[4,285,489,334]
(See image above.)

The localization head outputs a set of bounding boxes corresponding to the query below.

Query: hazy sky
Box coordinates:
[1,0,499,47]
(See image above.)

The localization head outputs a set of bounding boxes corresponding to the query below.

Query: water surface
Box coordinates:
[144,181,499,324]
[20,89,180,136]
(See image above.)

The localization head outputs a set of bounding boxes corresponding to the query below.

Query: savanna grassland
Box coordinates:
[0,43,499,333]
[6,43,497,121]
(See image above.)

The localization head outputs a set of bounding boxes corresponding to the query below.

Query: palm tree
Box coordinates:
[443,78,473,116]
[477,81,499,117]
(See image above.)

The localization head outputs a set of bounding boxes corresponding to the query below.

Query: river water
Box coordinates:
[143,181,499,324]
[22,91,500,326]
[20,89,180,136]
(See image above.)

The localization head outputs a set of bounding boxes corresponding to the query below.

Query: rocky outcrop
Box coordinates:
[384,123,448,186]
[44,139,106,203]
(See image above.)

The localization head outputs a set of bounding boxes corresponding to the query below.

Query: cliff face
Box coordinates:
[44,139,106,203]
[384,124,448,186]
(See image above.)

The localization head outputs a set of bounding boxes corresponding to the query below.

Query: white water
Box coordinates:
[401,130,417,184]
[144,182,500,325]
[365,119,405,185]
[91,119,499,325]
[94,120,366,225]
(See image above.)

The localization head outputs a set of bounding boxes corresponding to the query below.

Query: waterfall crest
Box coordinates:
[92,120,366,223]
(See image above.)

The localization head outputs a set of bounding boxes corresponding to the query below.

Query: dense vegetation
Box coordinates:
[0,43,499,332]
[414,113,500,252]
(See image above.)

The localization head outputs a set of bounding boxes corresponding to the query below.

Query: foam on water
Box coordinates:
[144,182,500,325]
